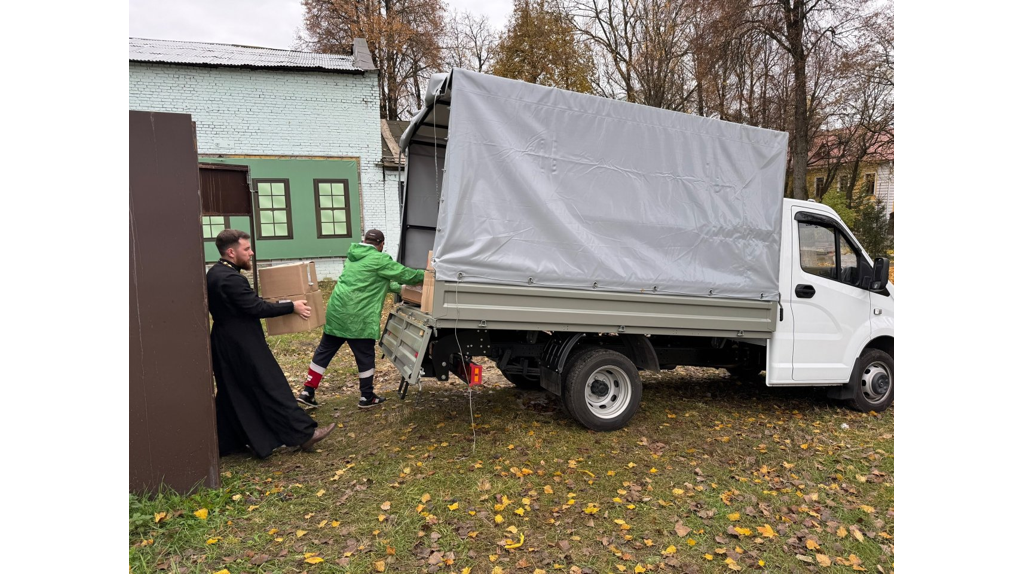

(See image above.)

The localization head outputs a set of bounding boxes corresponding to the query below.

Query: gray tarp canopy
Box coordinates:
[400,69,788,301]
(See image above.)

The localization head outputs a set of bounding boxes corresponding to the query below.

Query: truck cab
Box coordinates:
[768,199,894,411]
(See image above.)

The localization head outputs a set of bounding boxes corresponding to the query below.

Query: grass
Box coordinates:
[130,281,894,573]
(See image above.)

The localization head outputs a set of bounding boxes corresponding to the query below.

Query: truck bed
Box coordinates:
[417,281,777,337]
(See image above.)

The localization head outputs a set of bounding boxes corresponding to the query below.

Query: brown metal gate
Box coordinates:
[129,110,219,495]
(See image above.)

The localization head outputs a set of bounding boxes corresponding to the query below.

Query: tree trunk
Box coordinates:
[787,1,808,201]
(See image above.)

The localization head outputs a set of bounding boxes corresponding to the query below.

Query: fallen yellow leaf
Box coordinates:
[296,529,307,538]
[727,512,740,521]
[494,514,504,524]
[704,554,714,560]
[806,539,819,550]
[859,505,875,513]
[816,554,831,566]
[374,560,386,572]
[662,545,677,555]
[153,512,167,523]
[305,556,325,564]
[421,493,432,503]
[316,489,325,497]
[837,526,847,538]
[231,494,242,501]
[381,501,392,511]
[213,570,230,574]
[462,568,472,574]
[448,502,460,511]
[193,508,209,520]
[756,524,776,538]
[206,537,220,545]
[378,514,386,522]
[505,532,525,549]
[544,485,554,494]
[634,566,646,573]
[735,527,752,536]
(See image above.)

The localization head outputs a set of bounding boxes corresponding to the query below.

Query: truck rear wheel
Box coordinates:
[562,348,642,431]
[847,349,894,412]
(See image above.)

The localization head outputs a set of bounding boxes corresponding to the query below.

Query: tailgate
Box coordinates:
[380,304,434,388]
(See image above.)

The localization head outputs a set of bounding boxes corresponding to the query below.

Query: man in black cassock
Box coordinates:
[207,229,335,458]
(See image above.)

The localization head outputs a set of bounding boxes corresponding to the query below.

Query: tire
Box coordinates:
[562,348,642,431]
[846,348,894,412]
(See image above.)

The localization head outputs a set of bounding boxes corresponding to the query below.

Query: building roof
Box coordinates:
[129,37,375,74]
[808,129,894,167]
[381,119,410,167]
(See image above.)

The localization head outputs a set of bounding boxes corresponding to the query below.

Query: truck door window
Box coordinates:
[798,223,837,280]
[838,234,860,285]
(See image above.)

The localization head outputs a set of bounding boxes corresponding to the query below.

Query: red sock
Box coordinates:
[306,363,325,389]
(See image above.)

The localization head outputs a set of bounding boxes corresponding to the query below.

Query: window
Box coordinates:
[798,217,868,287]
[839,174,849,192]
[814,177,824,198]
[314,179,353,238]
[838,234,860,286]
[798,223,837,280]
[201,216,226,240]
[864,173,876,195]
[253,179,292,239]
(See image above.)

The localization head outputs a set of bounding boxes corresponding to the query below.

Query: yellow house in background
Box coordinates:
[805,130,894,228]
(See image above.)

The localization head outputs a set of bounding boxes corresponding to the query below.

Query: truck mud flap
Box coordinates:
[380,306,433,399]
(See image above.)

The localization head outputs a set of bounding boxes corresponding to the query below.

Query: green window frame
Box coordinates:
[201,215,227,241]
[253,179,293,240]
[314,179,352,238]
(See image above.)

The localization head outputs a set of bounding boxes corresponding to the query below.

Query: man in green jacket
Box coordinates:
[299,229,424,409]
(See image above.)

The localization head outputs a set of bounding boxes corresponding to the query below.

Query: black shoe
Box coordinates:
[297,389,319,408]
[358,394,386,409]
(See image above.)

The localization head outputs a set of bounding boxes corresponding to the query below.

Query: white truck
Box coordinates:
[381,69,893,431]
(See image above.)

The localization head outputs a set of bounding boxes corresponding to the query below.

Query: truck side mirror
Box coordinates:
[871,257,890,291]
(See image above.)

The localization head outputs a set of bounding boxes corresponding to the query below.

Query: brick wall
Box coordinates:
[129,62,401,264]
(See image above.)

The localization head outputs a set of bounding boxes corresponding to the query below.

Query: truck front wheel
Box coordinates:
[563,349,642,431]
[847,349,894,413]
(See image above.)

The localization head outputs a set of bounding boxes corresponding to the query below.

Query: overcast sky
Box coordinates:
[128,0,513,50]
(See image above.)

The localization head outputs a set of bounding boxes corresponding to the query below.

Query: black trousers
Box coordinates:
[312,334,378,397]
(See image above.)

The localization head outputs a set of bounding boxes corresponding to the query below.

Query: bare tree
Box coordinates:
[566,0,696,109]
[744,0,867,199]
[808,4,893,204]
[442,9,499,73]
[299,0,446,119]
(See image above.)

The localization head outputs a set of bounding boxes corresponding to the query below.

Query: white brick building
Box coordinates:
[129,38,400,278]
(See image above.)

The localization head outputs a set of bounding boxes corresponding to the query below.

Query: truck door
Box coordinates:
[788,209,873,382]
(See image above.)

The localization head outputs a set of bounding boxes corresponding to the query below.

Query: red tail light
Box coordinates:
[455,359,483,386]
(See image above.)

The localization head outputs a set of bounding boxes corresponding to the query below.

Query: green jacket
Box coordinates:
[325,243,425,340]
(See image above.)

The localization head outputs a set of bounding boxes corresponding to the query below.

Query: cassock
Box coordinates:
[206,259,317,458]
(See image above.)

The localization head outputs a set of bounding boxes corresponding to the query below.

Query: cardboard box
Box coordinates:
[421,251,436,314]
[400,284,423,306]
[259,261,318,298]
[265,290,326,336]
